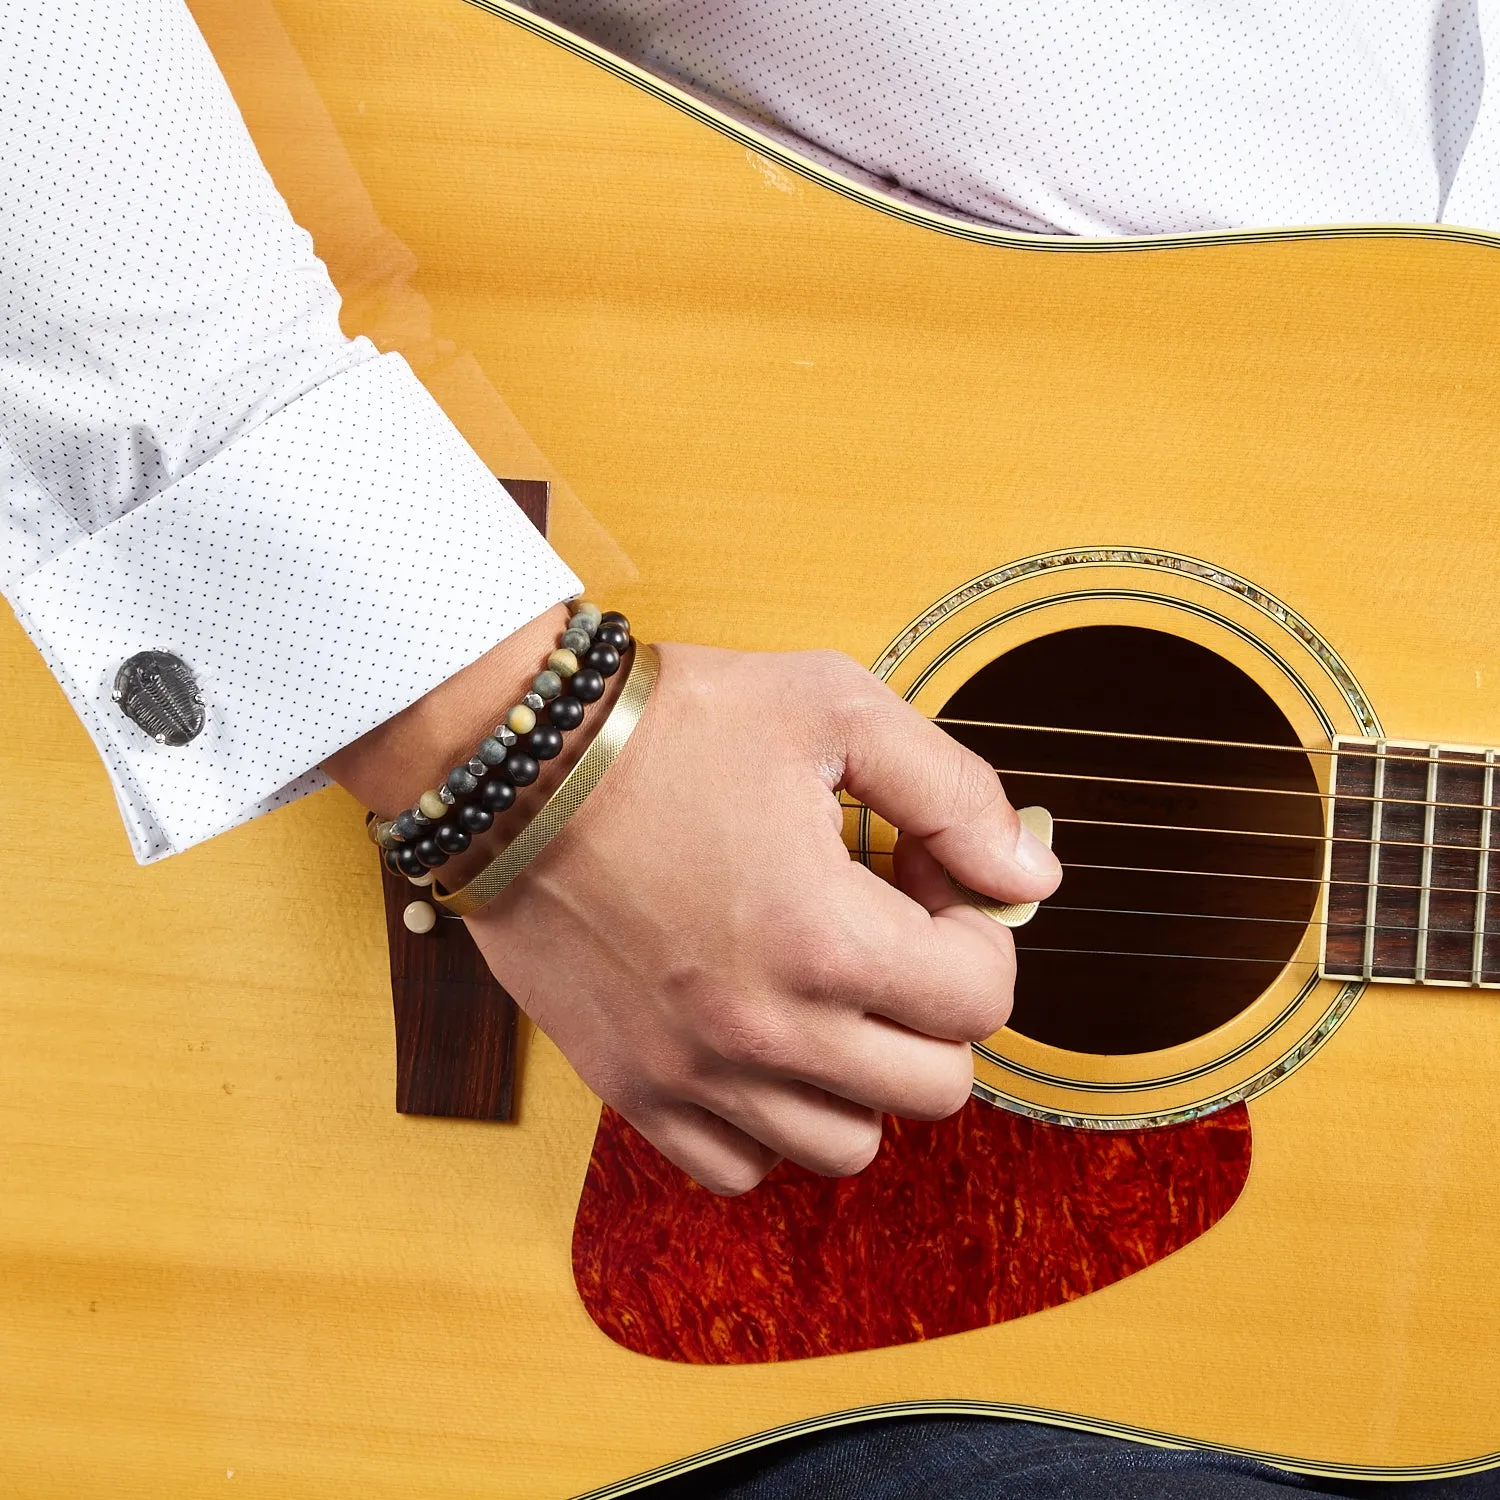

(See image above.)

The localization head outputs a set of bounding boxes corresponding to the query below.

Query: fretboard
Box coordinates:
[1322,738,1499,986]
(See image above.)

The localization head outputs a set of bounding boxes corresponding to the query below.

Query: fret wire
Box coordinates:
[1414,746,1441,983]
[1475,752,1496,985]
[1360,744,1385,981]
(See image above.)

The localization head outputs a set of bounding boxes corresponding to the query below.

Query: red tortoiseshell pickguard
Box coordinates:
[572,1100,1250,1364]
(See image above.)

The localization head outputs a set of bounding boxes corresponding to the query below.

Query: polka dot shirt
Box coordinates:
[527,0,1500,235]
[1,0,581,863]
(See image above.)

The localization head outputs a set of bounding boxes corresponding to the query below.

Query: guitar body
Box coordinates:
[5,1,1500,1493]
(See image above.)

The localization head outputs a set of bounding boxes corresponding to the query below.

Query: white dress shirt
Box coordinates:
[6,0,1500,863]
[1,0,581,863]
[529,0,1500,236]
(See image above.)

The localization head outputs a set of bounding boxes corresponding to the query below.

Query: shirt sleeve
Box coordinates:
[0,0,581,863]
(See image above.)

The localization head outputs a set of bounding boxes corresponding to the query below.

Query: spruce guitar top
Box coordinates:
[4,1,1500,1495]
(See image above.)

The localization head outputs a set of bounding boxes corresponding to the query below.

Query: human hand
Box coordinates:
[463,643,1060,1195]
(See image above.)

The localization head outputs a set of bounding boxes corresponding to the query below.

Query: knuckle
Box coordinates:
[909,1055,976,1121]
[970,987,1014,1039]
[701,1159,771,1197]
[930,972,1014,1048]
[785,916,875,1007]
[785,648,850,708]
[799,944,864,1007]
[947,747,1005,818]
[803,647,862,686]
[962,947,1017,1037]
[702,998,793,1071]
[839,686,895,740]
[810,1117,884,1179]
[938,1059,977,1118]
[807,654,889,728]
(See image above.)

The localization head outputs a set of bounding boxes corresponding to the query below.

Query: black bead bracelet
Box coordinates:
[369,604,633,882]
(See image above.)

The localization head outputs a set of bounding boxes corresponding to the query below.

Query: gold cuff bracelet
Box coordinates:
[433,642,660,918]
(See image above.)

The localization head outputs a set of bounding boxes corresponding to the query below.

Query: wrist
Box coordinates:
[442,658,631,893]
[325,601,633,894]
[322,603,571,815]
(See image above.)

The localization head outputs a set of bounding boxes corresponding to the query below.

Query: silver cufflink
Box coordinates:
[112,651,205,745]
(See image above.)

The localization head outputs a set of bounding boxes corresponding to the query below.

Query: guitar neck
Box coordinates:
[1322,737,1500,987]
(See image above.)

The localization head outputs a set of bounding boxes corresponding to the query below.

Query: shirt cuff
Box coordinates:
[6,352,582,863]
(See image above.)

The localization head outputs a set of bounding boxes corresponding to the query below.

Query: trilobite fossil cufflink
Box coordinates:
[112,651,205,746]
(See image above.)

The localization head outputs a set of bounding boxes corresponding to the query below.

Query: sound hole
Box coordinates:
[940,626,1322,1055]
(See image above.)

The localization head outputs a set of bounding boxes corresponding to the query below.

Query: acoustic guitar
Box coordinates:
[5,1,1500,1494]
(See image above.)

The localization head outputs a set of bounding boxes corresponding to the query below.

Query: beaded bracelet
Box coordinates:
[433,642,660,918]
[366,602,632,882]
[371,603,633,874]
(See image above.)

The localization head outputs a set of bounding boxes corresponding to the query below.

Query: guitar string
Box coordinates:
[1053,859,1442,892]
[962,899,1494,941]
[841,801,1499,857]
[855,849,1500,902]
[981,762,1500,815]
[932,716,1496,767]
[852,851,1495,939]
[839,721,1500,961]
[1011,945,1319,967]
[1056,812,1480,856]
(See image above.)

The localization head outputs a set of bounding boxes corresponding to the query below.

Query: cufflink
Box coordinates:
[112,651,205,746]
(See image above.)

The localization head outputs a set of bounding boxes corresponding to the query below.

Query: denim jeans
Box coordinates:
[638,1417,1500,1500]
